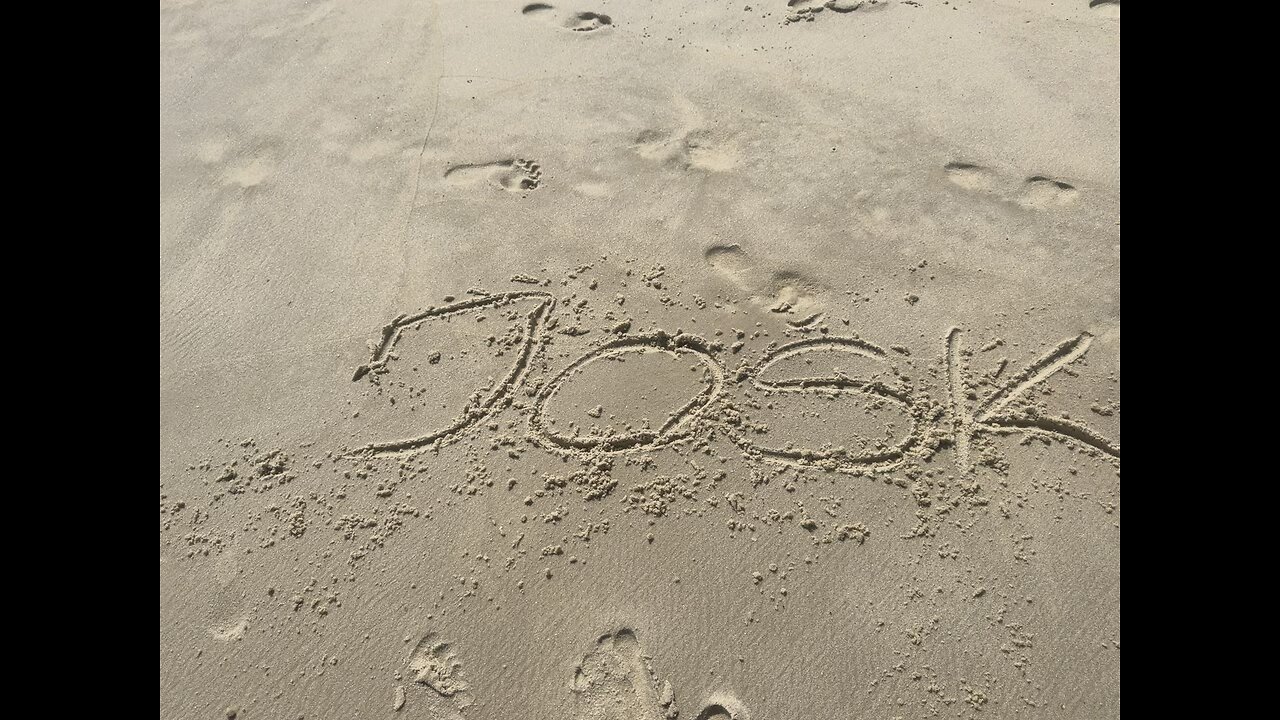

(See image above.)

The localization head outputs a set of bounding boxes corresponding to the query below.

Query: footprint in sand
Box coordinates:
[824,0,889,12]
[572,628,677,720]
[694,696,752,720]
[704,243,824,321]
[943,161,998,192]
[634,128,739,172]
[1016,175,1080,209]
[1089,0,1120,17]
[199,133,281,191]
[444,159,542,192]
[704,243,753,281]
[944,162,1080,210]
[572,628,750,720]
[207,613,251,642]
[222,155,275,190]
[784,0,890,24]
[522,4,613,32]
[393,632,471,716]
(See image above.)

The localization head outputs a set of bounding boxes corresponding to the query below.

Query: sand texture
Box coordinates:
[160,1,1120,718]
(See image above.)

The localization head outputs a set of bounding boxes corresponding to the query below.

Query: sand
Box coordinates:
[159,1,1120,718]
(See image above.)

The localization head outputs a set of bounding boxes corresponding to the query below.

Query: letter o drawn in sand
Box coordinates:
[529,331,724,453]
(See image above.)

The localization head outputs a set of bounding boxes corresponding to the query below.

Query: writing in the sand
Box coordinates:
[350,292,1119,473]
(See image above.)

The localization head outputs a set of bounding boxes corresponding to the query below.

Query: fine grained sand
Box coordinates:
[160,1,1120,718]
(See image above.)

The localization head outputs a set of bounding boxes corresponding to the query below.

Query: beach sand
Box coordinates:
[160,2,1120,718]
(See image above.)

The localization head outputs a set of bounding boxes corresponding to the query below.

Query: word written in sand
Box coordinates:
[349,292,1118,474]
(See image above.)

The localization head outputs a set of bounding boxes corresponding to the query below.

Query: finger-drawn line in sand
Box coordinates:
[572,628,678,720]
[444,159,542,192]
[349,292,555,458]
[726,336,928,472]
[980,412,1121,458]
[529,332,725,453]
[946,328,1119,465]
[395,632,471,715]
[522,4,613,33]
[946,328,975,473]
[975,332,1093,420]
